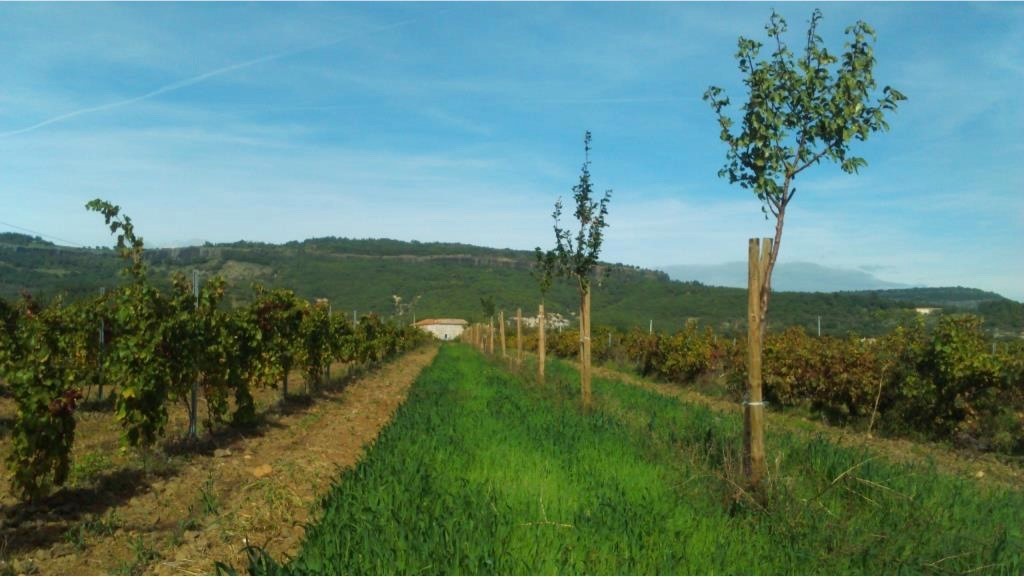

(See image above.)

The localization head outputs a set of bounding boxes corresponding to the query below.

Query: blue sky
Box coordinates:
[1,2,1021,300]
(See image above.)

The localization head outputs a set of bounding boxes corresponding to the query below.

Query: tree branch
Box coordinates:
[792,145,832,176]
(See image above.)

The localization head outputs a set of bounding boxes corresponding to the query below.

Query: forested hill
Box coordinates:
[1,235,1021,336]
[843,287,1008,308]
[0,232,59,249]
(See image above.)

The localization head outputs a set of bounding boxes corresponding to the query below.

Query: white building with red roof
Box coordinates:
[414,318,468,341]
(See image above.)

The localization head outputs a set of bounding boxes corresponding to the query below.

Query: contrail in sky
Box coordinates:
[0,14,428,138]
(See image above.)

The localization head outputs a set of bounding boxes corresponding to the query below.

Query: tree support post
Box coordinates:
[744,237,772,489]
[97,287,105,402]
[516,307,523,367]
[327,303,332,381]
[581,288,592,408]
[189,270,199,440]
[538,304,546,383]
[499,310,507,359]
[488,317,495,355]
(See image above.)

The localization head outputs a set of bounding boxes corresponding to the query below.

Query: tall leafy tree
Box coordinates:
[703,9,905,487]
[537,131,612,408]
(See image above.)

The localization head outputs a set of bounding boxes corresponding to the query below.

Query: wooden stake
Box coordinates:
[578,305,584,364]
[489,317,495,355]
[744,237,771,490]
[516,307,523,367]
[499,310,507,358]
[538,303,546,383]
[581,287,592,408]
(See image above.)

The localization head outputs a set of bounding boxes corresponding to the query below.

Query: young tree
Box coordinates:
[538,131,612,408]
[480,296,496,355]
[391,294,421,325]
[531,251,556,383]
[479,296,496,320]
[703,9,905,487]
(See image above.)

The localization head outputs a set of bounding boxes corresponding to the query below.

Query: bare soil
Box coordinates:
[0,344,439,575]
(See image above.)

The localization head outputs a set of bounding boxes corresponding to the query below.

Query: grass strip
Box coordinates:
[238,344,1023,575]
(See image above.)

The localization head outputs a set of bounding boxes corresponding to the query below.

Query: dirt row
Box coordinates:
[0,344,439,575]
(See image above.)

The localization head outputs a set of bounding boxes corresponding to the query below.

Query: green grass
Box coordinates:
[68,451,114,486]
[242,344,1024,575]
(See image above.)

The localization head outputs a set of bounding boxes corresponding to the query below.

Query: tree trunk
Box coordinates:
[282,363,289,399]
[762,205,786,325]
[744,237,772,490]
[581,287,592,409]
[188,383,198,440]
[538,303,546,383]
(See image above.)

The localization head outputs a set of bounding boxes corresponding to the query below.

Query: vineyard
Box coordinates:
[0,201,427,502]
[2,5,1023,575]
[2,199,1022,573]
[234,345,1024,574]
[523,316,1024,457]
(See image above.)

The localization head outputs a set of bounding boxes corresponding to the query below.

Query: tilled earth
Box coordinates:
[0,344,439,575]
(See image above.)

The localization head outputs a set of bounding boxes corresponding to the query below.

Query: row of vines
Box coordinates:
[515,316,1024,455]
[0,200,426,501]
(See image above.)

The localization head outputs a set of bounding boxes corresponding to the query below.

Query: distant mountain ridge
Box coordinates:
[0,232,58,249]
[1,235,1021,336]
[842,287,1011,309]
[660,261,909,292]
